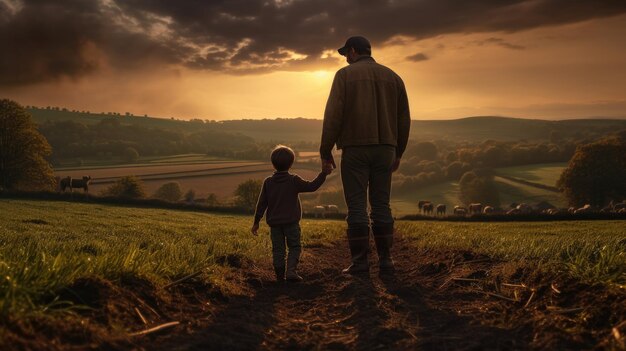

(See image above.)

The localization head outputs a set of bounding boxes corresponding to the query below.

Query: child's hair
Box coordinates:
[271,145,295,171]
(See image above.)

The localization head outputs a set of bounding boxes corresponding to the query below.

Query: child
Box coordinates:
[251,145,333,282]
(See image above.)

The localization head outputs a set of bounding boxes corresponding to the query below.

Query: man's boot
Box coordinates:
[286,253,303,282]
[274,266,285,282]
[342,225,370,275]
[373,224,394,272]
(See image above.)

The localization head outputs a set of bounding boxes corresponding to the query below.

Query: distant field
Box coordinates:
[496,162,567,187]
[55,159,570,210]
[56,160,325,199]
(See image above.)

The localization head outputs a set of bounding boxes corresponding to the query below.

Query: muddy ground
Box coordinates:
[3,234,625,350]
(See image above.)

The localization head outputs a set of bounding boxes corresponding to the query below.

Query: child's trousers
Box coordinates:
[270,222,301,271]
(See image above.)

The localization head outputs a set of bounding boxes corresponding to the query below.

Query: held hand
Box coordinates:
[251,223,259,236]
[390,158,401,173]
[322,156,336,170]
[322,162,334,175]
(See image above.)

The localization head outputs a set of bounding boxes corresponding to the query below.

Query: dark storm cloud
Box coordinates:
[406,53,429,62]
[2,0,626,85]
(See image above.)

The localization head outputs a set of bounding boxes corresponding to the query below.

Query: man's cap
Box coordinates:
[338,36,371,56]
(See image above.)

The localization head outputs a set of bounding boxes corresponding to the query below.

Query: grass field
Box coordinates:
[1,199,624,349]
[1,199,623,316]
[496,162,567,187]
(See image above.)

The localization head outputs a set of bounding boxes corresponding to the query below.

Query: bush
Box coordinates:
[234,179,263,211]
[184,189,196,203]
[102,176,145,198]
[123,147,139,163]
[153,182,182,202]
[459,171,500,207]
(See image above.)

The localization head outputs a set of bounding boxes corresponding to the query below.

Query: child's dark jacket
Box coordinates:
[254,171,326,227]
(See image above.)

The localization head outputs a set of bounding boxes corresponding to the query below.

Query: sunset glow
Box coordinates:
[1,0,625,120]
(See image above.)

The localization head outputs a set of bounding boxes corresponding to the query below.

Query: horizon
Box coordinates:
[2,1,626,120]
[24,104,626,122]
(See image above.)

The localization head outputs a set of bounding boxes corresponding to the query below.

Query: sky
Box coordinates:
[1,0,626,120]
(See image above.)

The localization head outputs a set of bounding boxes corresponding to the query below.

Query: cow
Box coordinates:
[574,204,593,214]
[313,206,326,218]
[516,203,532,214]
[436,204,446,216]
[324,204,339,214]
[453,205,467,216]
[60,176,92,194]
[469,203,483,214]
[483,206,494,214]
[422,202,434,216]
[507,208,521,215]
[418,200,431,213]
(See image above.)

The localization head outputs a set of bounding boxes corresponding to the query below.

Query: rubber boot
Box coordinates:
[286,253,303,282]
[274,266,285,282]
[342,225,370,275]
[373,224,394,272]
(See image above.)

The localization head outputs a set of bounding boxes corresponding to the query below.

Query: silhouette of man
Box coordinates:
[320,36,410,274]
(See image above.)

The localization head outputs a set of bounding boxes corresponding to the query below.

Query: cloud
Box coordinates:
[406,53,429,62]
[477,37,525,50]
[2,0,626,85]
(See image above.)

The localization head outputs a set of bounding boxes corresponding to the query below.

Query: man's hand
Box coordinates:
[390,158,401,173]
[251,223,259,236]
[322,162,334,175]
[322,155,336,171]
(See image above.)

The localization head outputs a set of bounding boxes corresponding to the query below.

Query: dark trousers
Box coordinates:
[270,222,301,269]
[341,145,395,229]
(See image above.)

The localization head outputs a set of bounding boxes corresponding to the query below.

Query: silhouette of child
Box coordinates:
[251,145,333,282]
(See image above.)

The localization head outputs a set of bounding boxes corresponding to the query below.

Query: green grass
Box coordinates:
[0,200,343,316]
[398,221,625,286]
[1,199,624,319]
[496,162,567,187]
[494,176,568,207]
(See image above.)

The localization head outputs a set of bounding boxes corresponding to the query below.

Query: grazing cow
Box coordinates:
[614,202,626,211]
[324,204,339,214]
[60,176,92,193]
[453,205,467,216]
[619,208,626,214]
[59,176,91,194]
[436,204,446,216]
[483,206,494,214]
[313,206,326,218]
[507,208,521,215]
[516,203,532,214]
[574,204,593,214]
[469,203,483,214]
[418,200,431,213]
[422,202,434,216]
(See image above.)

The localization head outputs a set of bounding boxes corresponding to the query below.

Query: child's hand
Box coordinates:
[322,163,334,175]
[251,223,259,236]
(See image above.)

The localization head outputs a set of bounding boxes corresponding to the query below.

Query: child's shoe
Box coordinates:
[274,266,285,282]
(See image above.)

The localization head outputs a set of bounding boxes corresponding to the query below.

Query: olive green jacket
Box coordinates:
[320,56,410,160]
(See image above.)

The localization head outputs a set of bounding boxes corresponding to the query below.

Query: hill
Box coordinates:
[27,107,626,143]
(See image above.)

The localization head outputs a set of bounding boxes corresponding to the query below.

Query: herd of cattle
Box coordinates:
[417,200,626,217]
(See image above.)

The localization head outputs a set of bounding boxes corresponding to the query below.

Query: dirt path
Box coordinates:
[150,235,535,351]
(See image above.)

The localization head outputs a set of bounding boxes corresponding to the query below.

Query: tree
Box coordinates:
[153,182,182,202]
[184,189,196,203]
[102,176,145,198]
[459,171,500,206]
[0,99,55,191]
[557,138,626,207]
[123,147,139,163]
[235,179,263,211]
[409,141,438,161]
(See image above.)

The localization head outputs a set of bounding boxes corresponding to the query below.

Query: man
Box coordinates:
[320,36,411,275]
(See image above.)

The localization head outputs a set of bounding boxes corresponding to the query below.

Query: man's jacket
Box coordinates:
[320,56,410,160]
